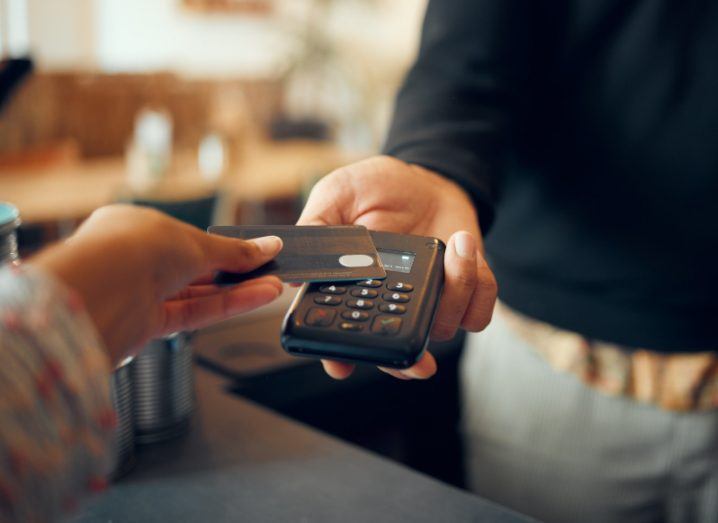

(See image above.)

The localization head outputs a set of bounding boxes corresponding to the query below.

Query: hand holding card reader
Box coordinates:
[281,231,445,369]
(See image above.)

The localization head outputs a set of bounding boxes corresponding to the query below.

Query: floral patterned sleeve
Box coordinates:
[0,264,115,522]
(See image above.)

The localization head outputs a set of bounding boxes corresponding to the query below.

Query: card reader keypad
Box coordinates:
[378,303,406,314]
[314,295,342,306]
[340,322,363,332]
[371,316,402,336]
[387,282,413,292]
[351,288,378,298]
[306,280,413,336]
[347,299,374,310]
[305,307,336,326]
[356,279,383,288]
[319,285,347,295]
[383,292,410,303]
[342,310,369,322]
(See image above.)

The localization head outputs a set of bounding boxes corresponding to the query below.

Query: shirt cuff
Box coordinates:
[0,262,115,521]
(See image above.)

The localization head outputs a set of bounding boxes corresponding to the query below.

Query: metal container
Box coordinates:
[109,358,136,478]
[131,332,195,444]
[0,202,21,264]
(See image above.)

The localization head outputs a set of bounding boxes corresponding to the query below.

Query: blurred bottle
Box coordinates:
[198,132,226,183]
[126,108,173,193]
[206,87,250,179]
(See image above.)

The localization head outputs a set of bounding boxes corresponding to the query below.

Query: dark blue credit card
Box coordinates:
[208,225,386,284]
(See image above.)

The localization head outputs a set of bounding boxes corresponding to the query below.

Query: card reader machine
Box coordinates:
[281,231,445,369]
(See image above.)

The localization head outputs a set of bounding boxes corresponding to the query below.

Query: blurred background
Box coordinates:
[1,0,470,491]
[0,0,426,253]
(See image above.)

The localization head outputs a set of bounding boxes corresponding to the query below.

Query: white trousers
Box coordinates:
[460,311,718,523]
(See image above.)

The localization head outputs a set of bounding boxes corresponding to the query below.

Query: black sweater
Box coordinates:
[384,0,718,351]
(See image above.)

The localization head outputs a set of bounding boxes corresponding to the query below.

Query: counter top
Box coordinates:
[74,368,534,522]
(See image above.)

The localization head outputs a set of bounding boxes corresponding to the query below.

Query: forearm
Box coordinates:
[31,235,147,364]
[406,161,485,245]
[0,264,114,522]
[383,0,540,232]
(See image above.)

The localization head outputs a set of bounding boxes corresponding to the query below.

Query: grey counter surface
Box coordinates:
[74,368,535,522]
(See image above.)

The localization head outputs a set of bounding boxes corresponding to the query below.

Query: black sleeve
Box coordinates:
[382,0,538,232]
[0,57,33,111]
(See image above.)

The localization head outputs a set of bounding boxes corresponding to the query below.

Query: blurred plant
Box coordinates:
[272,0,382,148]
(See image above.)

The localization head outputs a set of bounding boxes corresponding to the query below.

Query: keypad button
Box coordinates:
[387,282,413,292]
[305,307,336,327]
[342,310,369,322]
[371,315,402,336]
[340,322,364,332]
[379,303,406,315]
[357,279,382,288]
[314,295,342,306]
[319,284,347,295]
[383,292,410,303]
[351,288,378,298]
[347,299,374,310]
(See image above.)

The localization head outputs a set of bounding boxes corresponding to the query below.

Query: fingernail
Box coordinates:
[454,231,476,260]
[402,354,437,380]
[251,236,283,256]
[404,367,433,380]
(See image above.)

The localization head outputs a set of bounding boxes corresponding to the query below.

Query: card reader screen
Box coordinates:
[378,250,415,274]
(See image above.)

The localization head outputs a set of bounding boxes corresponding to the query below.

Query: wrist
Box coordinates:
[30,238,143,363]
[408,162,483,241]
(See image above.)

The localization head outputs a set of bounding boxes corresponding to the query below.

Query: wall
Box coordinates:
[25,0,96,68]
[19,0,427,149]
[94,0,286,77]
[23,0,426,79]
[1,0,31,57]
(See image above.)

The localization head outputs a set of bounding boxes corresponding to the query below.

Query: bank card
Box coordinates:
[208,225,386,284]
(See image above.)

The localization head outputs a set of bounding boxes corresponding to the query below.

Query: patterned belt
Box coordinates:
[497,302,718,412]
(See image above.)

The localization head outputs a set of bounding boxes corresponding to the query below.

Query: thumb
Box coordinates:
[202,234,283,274]
[296,172,353,226]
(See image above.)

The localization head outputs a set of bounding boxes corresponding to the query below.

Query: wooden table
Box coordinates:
[0,140,361,225]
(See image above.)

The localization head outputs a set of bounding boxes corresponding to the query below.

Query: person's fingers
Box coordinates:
[460,255,497,332]
[378,351,437,380]
[430,231,478,341]
[187,272,216,286]
[160,279,282,335]
[324,352,438,381]
[202,234,283,273]
[169,284,224,301]
[168,277,281,301]
[321,360,356,380]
